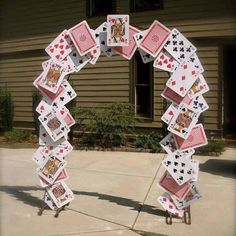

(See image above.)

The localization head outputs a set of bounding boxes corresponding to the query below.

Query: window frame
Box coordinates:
[129,0,163,13]
[86,0,116,18]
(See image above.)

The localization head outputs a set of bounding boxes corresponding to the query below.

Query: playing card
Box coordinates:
[37,154,66,184]
[32,147,47,166]
[41,140,73,159]
[162,151,194,185]
[160,133,178,154]
[47,181,74,208]
[174,124,208,151]
[161,103,178,124]
[154,48,179,73]
[107,15,129,46]
[187,74,209,99]
[158,192,184,217]
[168,103,200,139]
[172,184,202,209]
[45,30,74,62]
[161,87,192,105]
[36,99,51,115]
[158,171,192,199]
[166,59,201,98]
[189,159,199,182]
[113,25,139,60]
[55,106,75,128]
[139,20,170,57]
[51,79,77,109]
[89,42,101,65]
[164,28,196,63]
[99,31,114,57]
[188,94,209,113]
[37,62,68,94]
[43,191,58,210]
[39,109,70,142]
[68,20,97,56]
[39,168,68,188]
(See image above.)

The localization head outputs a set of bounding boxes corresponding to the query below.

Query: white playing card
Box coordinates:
[160,133,178,154]
[164,28,196,63]
[153,49,179,73]
[158,192,184,217]
[37,154,67,184]
[168,103,200,139]
[172,184,202,209]
[188,159,199,182]
[32,147,47,166]
[161,103,178,124]
[187,74,209,99]
[47,181,74,208]
[55,106,75,128]
[36,99,51,115]
[45,30,74,62]
[99,31,114,57]
[43,191,58,210]
[188,94,209,113]
[107,15,129,46]
[162,150,195,185]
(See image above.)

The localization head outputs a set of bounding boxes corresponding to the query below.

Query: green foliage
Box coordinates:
[4,129,34,143]
[135,132,163,153]
[196,139,226,155]
[0,88,14,131]
[32,89,42,136]
[73,103,136,148]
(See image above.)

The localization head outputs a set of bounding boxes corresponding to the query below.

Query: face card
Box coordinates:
[168,103,200,139]
[162,151,194,185]
[39,169,68,188]
[38,62,68,94]
[172,184,202,209]
[32,147,47,166]
[158,171,192,200]
[174,124,208,151]
[164,28,196,63]
[37,154,66,184]
[43,191,58,210]
[68,20,97,56]
[39,109,70,142]
[188,94,209,113]
[160,133,178,154]
[113,25,139,60]
[161,87,192,105]
[161,103,178,124]
[166,60,201,98]
[107,15,129,46]
[158,192,184,218]
[45,30,74,62]
[52,79,77,109]
[139,20,170,57]
[187,74,209,99]
[154,48,179,73]
[47,181,74,208]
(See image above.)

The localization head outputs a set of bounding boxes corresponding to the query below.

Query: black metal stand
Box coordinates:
[165,206,191,225]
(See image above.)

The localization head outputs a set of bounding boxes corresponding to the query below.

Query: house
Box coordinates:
[0,0,236,138]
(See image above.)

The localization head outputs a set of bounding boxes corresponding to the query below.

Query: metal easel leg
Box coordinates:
[183,206,191,225]
[54,203,70,218]
[165,211,173,225]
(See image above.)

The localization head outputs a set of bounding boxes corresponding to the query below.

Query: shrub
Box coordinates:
[32,89,42,136]
[0,88,14,131]
[74,103,136,148]
[196,139,226,155]
[135,132,163,153]
[4,129,34,143]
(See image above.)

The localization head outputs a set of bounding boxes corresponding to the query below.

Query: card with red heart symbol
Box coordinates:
[45,30,74,62]
[161,103,178,124]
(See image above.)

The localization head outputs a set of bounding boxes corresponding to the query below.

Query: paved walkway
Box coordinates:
[0,148,235,236]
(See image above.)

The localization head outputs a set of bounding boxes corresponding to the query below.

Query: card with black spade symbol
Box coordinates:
[162,150,194,185]
[39,109,70,142]
[99,31,114,57]
[43,191,58,210]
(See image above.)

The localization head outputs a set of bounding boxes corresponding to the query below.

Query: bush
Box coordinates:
[196,139,226,155]
[74,103,136,148]
[4,129,34,143]
[135,132,163,153]
[0,88,14,131]
[32,89,42,136]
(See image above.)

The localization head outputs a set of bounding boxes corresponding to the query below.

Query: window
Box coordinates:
[130,0,163,12]
[87,0,116,17]
[132,52,153,119]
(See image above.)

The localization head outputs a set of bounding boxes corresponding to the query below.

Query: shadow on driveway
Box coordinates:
[199,159,236,179]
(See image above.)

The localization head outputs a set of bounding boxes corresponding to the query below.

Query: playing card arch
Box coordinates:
[33,16,209,217]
